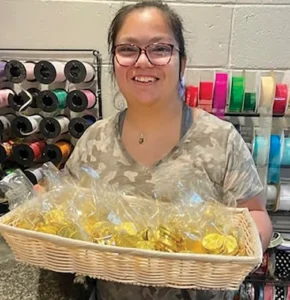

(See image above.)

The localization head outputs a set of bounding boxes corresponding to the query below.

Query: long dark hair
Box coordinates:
[107,0,186,77]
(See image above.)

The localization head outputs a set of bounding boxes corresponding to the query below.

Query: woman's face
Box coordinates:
[114,8,185,107]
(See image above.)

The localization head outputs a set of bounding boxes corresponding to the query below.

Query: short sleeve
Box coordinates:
[222,127,263,204]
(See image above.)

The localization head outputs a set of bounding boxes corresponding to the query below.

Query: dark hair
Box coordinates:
[107,0,186,76]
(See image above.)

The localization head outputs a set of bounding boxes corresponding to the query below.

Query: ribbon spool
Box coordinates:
[268,135,282,184]
[24,61,36,81]
[273,84,288,114]
[0,114,16,135]
[255,252,269,275]
[39,115,70,138]
[12,141,45,166]
[0,61,7,80]
[43,141,72,167]
[252,135,268,166]
[69,115,96,139]
[0,89,15,108]
[11,115,43,137]
[67,89,97,112]
[264,284,273,300]
[199,82,214,113]
[0,140,17,163]
[34,61,66,84]
[185,86,198,108]
[277,184,290,211]
[266,185,278,208]
[24,166,44,185]
[260,76,275,111]
[281,137,290,166]
[37,89,67,112]
[213,72,228,117]
[243,92,256,112]
[64,60,95,83]
[229,76,245,112]
[8,88,40,111]
[4,60,27,83]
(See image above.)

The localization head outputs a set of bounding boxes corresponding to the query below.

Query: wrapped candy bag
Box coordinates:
[3,163,247,256]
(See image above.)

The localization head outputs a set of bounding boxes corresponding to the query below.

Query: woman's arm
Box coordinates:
[237,194,273,253]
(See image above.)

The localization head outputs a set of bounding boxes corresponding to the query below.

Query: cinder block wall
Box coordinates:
[1,0,290,117]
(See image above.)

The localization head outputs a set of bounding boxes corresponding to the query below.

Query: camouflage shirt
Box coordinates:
[66,108,263,300]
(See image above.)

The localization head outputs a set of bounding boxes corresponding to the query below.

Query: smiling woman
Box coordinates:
[65,1,272,299]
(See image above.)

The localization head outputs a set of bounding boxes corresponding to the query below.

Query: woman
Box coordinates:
[66,1,273,299]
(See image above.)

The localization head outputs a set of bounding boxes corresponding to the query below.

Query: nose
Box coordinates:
[134,50,153,68]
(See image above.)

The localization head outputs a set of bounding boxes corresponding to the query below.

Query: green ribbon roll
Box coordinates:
[243,92,256,112]
[53,89,67,109]
[229,76,245,112]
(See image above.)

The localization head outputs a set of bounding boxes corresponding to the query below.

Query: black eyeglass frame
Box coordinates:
[113,42,180,67]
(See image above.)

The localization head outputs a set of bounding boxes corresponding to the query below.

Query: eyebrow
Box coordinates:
[118,36,174,44]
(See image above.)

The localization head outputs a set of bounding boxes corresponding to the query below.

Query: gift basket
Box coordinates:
[0,163,263,290]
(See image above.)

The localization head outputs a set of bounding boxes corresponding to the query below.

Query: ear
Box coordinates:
[180,56,187,78]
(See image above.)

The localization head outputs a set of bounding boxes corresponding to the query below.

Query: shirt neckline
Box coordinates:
[113,104,197,170]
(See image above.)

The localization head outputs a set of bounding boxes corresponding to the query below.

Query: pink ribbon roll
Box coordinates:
[213,72,228,118]
[264,283,273,300]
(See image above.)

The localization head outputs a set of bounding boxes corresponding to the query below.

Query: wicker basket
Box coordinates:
[0,207,262,290]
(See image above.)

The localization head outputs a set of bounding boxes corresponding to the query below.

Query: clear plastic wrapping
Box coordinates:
[3,163,246,256]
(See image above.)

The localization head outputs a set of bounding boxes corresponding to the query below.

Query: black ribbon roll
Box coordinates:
[4,60,26,83]
[0,144,8,163]
[67,89,96,112]
[0,114,16,135]
[39,116,69,139]
[64,60,95,83]
[8,88,40,111]
[24,166,44,185]
[34,60,65,84]
[36,90,65,113]
[12,141,45,167]
[12,144,34,166]
[11,115,42,137]
[69,115,96,139]
[43,143,63,166]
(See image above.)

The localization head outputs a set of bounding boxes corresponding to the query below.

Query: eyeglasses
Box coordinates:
[114,43,180,67]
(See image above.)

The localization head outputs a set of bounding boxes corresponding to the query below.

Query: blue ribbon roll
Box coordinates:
[281,137,290,166]
[253,136,268,166]
[267,135,282,184]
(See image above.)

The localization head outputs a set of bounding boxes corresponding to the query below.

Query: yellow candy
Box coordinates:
[202,233,224,254]
[92,221,115,239]
[115,233,141,248]
[43,209,68,225]
[223,235,238,255]
[138,227,154,241]
[136,241,155,250]
[116,222,137,235]
[57,224,84,240]
[35,223,60,235]
[183,239,205,254]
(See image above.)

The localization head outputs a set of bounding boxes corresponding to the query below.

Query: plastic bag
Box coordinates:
[3,163,246,256]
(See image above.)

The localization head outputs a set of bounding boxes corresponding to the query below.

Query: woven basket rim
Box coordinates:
[0,207,263,264]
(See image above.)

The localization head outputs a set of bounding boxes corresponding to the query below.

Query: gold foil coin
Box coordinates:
[115,233,141,248]
[43,209,68,225]
[202,233,224,254]
[136,241,155,250]
[223,235,238,255]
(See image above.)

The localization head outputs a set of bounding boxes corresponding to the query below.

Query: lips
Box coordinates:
[132,76,159,84]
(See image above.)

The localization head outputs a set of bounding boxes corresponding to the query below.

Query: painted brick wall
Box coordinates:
[1,0,289,117]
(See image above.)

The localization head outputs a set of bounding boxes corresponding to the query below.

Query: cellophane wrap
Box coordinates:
[3,163,246,256]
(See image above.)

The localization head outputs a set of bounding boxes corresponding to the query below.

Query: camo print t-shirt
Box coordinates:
[66,108,263,300]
